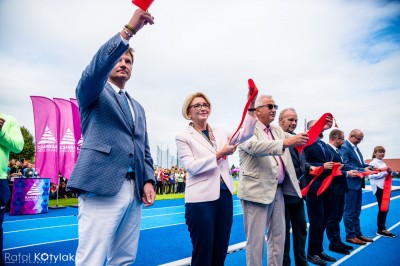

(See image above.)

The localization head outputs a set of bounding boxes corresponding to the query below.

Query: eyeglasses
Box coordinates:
[257,104,278,110]
[352,135,363,141]
[189,103,210,111]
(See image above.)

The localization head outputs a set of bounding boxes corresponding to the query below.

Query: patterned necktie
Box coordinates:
[119,90,134,128]
[265,127,285,184]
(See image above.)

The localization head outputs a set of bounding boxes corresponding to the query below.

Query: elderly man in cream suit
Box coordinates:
[238,95,309,266]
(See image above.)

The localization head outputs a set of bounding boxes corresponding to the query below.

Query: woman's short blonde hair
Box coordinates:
[181,92,212,120]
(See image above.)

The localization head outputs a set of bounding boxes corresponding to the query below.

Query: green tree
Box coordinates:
[9,126,35,161]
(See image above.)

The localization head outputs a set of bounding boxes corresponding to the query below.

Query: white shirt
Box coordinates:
[368,158,388,194]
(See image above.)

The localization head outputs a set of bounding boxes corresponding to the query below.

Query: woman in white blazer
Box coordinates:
[368,146,396,238]
[176,91,257,266]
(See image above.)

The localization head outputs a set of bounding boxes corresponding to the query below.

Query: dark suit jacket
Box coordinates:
[304,140,331,194]
[339,140,370,190]
[68,34,155,201]
[289,146,306,189]
[325,145,348,195]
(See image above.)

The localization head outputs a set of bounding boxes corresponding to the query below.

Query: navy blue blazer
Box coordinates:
[304,140,331,194]
[68,34,155,201]
[339,140,370,190]
[325,145,348,195]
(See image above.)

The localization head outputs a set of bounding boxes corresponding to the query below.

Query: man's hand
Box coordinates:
[127,9,155,34]
[323,115,333,130]
[347,170,357,177]
[323,162,334,170]
[283,133,308,148]
[0,118,5,131]
[142,182,155,207]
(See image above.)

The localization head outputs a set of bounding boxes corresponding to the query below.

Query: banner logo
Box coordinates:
[37,126,57,152]
[59,128,76,153]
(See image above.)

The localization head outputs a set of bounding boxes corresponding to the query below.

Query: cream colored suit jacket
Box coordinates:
[238,121,302,205]
[176,115,257,203]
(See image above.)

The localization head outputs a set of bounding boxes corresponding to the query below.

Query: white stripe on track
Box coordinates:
[331,220,400,266]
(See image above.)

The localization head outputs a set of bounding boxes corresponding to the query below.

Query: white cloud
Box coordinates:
[1,0,399,166]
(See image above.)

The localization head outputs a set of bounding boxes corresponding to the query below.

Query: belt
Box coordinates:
[126,172,136,180]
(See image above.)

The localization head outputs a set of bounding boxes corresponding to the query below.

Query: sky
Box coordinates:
[1,0,399,167]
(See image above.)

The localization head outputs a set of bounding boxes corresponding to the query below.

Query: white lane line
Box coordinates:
[4,215,76,224]
[4,224,78,234]
[3,238,78,251]
[331,220,400,266]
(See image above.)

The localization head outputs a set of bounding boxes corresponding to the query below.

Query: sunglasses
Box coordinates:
[257,104,278,110]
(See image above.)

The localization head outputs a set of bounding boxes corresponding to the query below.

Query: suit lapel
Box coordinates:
[188,126,216,153]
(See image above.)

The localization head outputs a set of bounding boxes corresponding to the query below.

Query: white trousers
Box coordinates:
[76,179,142,266]
[241,186,285,266]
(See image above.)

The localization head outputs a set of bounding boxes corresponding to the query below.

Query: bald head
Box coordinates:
[348,129,364,145]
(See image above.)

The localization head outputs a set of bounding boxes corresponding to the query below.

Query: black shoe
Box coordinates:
[329,245,350,255]
[307,254,327,266]
[377,230,396,238]
[319,252,336,262]
[340,242,354,250]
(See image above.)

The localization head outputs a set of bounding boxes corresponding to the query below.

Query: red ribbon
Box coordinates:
[296,113,338,154]
[381,172,392,212]
[301,166,324,197]
[317,163,342,196]
[228,79,259,144]
[132,0,154,10]
[355,167,388,178]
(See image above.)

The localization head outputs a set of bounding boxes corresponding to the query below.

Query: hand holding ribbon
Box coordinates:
[301,166,324,197]
[228,78,259,145]
[317,163,342,196]
[296,113,338,154]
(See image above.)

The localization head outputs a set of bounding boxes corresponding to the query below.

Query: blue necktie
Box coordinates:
[119,90,134,128]
[355,146,364,164]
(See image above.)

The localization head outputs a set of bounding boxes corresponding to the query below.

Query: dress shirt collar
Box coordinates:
[108,81,124,94]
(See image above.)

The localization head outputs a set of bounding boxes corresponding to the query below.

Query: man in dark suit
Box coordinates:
[304,119,336,266]
[325,129,357,255]
[68,9,156,266]
[340,129,373,245]
[279,108,308,266]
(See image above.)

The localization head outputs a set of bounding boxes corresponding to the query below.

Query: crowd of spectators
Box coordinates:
[154,166,187,195]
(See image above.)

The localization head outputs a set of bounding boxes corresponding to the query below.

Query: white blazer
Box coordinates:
[176,115,257,203]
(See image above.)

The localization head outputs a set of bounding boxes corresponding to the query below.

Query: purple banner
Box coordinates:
[30,96,59,184]
[10,178,50,215]
[54,98,76,179]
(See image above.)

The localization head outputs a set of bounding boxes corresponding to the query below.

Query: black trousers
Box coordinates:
[375,187,388,231]
[306,192,329,255]
[185,189,233,266]
[0,179,11,265]
[283,196,308,266]
[326,193,345,247]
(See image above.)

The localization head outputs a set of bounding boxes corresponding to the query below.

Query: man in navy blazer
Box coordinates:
[324,129,357,255]
[340,129,373,245]
[304,119,336,266]
[68,9,156,266]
